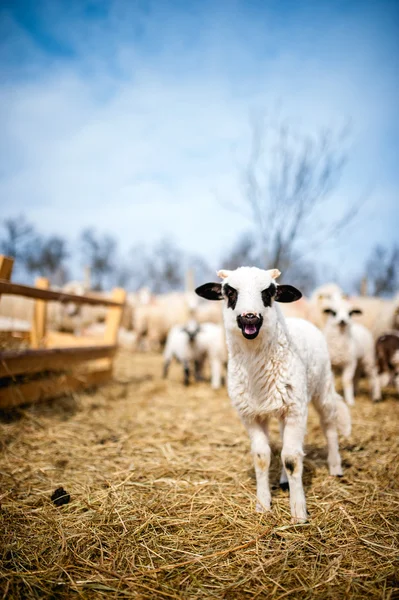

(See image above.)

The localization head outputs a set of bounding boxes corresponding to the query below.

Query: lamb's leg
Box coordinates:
[183,361,190,386]
[245,420,271,513]
[312,388,343,477]
[281,410,308,523]
[395,372,399,394]
[393,351,399,393]
[342,361,356,406]
[379,371,391,389]
[279,421,289,491]
[163,359,171,379]
[362,358,382,402]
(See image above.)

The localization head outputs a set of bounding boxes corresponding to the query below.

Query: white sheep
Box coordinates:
[163,319,202,385]
[323,298,381,405]
[194,323,227,390]
[196,266,351,524]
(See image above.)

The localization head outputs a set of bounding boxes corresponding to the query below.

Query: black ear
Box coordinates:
[275,285,302,303]
[349,308,362,316]
[195,283,223,301]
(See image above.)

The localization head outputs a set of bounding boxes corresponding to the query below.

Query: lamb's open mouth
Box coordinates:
[237,315,263,340]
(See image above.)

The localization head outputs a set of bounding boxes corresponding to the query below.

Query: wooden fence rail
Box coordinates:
[0,279,123,306]
[0,255,126,408]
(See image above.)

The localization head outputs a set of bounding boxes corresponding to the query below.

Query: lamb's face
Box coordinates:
[219,267,278,339]
[195,267,302,341]
[183,319,201,343]
[323,300,362,331]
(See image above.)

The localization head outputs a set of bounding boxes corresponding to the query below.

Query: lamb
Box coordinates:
[163,319,202,385]
[307,283,345,330]
[323,298,381,404]
[193,323,227,390]
[375,332,399,392]
[196,267,350,523]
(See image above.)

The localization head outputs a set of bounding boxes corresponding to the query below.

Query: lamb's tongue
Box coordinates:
[244,324,257,335]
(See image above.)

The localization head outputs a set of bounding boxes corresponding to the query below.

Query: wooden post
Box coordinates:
[360,277,368,297]
[103,287,126,370]
[31,277,49,348]
[0,255,14,283]
[84,266,91,291]
[185,268,195,292]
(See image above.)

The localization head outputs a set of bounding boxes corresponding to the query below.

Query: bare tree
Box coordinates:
[147,238,184,293]
[359,244,399,297]
[25,235,69,284]
[0,216,35,263]
[80,228,117,290]
[221,232,258,270]
[225,115,358,286]
[121,238,211,293]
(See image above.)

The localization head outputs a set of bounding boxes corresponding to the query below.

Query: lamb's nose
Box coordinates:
[339,320,347,326]
[245,313,256,319]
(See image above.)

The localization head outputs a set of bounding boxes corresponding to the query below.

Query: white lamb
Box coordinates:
[323,298,381,405]
[196,267,351,523]
[163,319,202,386]
[194,323,227,390]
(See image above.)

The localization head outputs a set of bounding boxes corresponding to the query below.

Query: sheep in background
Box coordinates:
[375,332,399,392]
[194,323,227,389]
[196,267,350,523]
[163,319,202,385]
[307,283,345,329]
[345,295,399,340]
[323,298,381,405]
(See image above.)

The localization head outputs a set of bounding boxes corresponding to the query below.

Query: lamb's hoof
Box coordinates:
[329,466,343,477]
[279,482,289,491]
[256,502,271,513]
[373,397,382,403]
[291,515,308,524]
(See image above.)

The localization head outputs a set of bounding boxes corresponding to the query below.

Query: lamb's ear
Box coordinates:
[275,285,302,303]
[217,269,231,279]
[195,283,223,301]
[349,308,362,316]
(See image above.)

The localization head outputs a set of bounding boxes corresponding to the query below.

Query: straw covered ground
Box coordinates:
[1,351,398,599]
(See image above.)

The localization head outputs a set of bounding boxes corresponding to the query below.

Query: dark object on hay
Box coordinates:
[51,487,70,506]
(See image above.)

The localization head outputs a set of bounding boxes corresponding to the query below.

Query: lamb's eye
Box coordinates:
[261,284,276,308]
[224,284,238,309]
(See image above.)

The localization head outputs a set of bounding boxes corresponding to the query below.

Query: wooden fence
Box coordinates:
[0,255,126,409]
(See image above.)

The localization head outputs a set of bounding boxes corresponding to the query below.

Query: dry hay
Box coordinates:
[0,350,398,599]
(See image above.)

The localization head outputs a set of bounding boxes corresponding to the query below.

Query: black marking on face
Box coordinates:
[323,308,337,317]
[183,325,201,343]
[223,283,238,309]
[284,458,296,475]
[261,283,276,307]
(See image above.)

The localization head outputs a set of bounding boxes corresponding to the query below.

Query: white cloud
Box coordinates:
[0,1,397,280]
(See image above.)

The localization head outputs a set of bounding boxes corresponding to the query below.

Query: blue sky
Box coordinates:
[0,0,398,287]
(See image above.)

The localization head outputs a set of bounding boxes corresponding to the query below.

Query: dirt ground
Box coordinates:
[1,351,398,599]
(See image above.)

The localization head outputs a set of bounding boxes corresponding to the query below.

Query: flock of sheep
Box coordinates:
[1,273,398,397]
[2,267,399,523]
